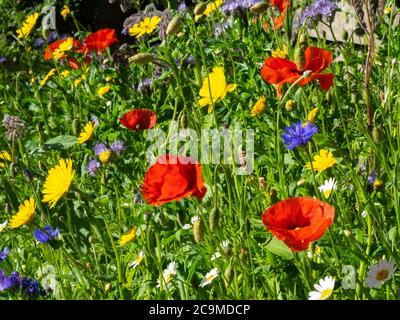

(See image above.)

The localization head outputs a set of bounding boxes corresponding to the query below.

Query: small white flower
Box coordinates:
[210,252,222,261]
[318,178,337,198]
[0,220,7,232]
[129,250,145,269]
[191,216,200,224]
[365,259,396,288]
[308,276,335,300]
[361,210,368,218]
[221,240,229,249]
[200,268,218,287]
[157,262,177,288]
[182,224,191,230]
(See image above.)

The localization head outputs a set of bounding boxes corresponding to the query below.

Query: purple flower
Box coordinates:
[91,115,100,127]
[21,278,41,296]
[47,31,58,43]
[7,271,20,289]
[296,0,338,28]
[178,2,187,12]
[33,226,59,243]
[214,21,230,36]
[86,159,101,176]
[0,56,7,64]
[0,270,9,291]
[0,248,9,263]
[94,143,109,156]
[121,28,129,36]
[222,0,261,13]
[282,121,318,150]
[110,141,125,155]
[33,38,44,47]
[137,77,153,91]
[367,171,377,185]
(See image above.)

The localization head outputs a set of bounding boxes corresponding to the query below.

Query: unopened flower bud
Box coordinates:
[303,70,312,78]
[194,2,207,16]
[166,16,182,36]
[250,2,269,14]
[372,126,383,144]
[209,208,220,232]
[193,218,204,243]
[129,53,156,65]
[224,264,234,288]
[285,99,296,111]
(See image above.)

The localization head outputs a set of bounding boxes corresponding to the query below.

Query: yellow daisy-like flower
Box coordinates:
[119,227,136,246]
[61,5,71,19]
[39,68,57,86]
[303,107,319,127]
[202,0,223,16]
[198,67,237,112]
[99,150,112,164]
[17,13,39,39]
[272,45,287,58]
[384,6,392,14]
[251,96,266,116]
[129,16,161,39]
[42,159,75,208]
[53,37,74,61]
[60,70,70,78]
[0,151,12,168]
[305,149,336,173]
[98,84,110,97]
[9,198,36,229]
[77,122,94,144]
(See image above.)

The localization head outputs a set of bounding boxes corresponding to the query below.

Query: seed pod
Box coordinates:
[166,16,182,36]
[180,113,188,128]
[285,99,296,111]
[326,91,333,105]
[239,247,248,262]
[294,32,308,70]
[224,244,233,257]
[250,2,269,14]
[224,264,234,288]
[129,53,155,65]
[194,2,207,16]
[72,119,79,136]
[209,208,220,232]
[193,218,204,243]
[372,126,383,144]
[341,30,349,41]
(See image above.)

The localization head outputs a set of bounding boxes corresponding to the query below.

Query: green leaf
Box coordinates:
[265,238,294,260]
[44,135,77,149]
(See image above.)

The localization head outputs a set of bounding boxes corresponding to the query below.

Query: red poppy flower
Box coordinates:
[119,109,157,131]
[261,46,334,96]
[44,38,84,60]
[84,29,119,53]
[142,154,207,206]
[270,0,288,29]
[262,197,335,251]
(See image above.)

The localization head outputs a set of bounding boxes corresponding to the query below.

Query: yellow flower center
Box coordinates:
[320,288,332,300]
[323,189,332,198]
[99,151,112,164]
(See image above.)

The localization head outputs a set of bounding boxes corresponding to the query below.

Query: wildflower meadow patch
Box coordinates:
[1,0,400,302]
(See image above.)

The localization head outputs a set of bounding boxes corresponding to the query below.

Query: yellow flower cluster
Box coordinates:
[17,13,39,39]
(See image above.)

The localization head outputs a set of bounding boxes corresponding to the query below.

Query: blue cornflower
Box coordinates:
[110,141,125,155]
[94,142,109,156]
[33,37,44,48]
[33,226,59,243]
[86,159,101,176]
[21,278,42,296]
[7,271,21,289]
[0,248,9,263]
[282,121,318,150]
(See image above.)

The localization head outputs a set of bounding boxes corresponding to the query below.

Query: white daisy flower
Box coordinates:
[157,261,177,288]
[318,178,337,198]
[308,276,335,300]
[200,268,218,288]
[129,250,145,269]
[365,259,396,288]
[210,252,222,261]
[0,220,7,232]
[182,224,191,230]
[191,216,200,224]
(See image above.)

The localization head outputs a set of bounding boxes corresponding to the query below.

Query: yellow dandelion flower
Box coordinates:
[305,149,336,173]
[303,107,319,127]
[77,122,94,144]
[251,96,266,116]
[384,6,392,14]
[99,150,112,164]
[202,0,223,16]
[129,16,161,39]
[272,45,287,58]
[17,13,39,39]
[53,37,74,60]
[0,151,12,168]
[9,198,36,229]
[119,227,136,246]
[98,84,110,97]
[61,5,71,19]
[60,70,70,78]
[39,68,57,86]
[198,66,237,113]
[42,159,75,208]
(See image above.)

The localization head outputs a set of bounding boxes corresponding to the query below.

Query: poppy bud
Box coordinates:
[209,208,220,232]
[224,244,233,257]
[326,91,333,105]
[47,94,53,113]
[372,126,383,144]
[194,2,207,16]
[250,2,269,14]
[86,262,92,270]
[128,53,156,65]
[343,230,351,238]
[72,118,79,135]
[180,113,188,128]
[166,16,182,36]
[341,30,349,41]
[285,99,296,111]
[294,33,308,70]
[193,218,204,243]
[239,247,248,262]
[104,283,111,293]
[224,264,234,288]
